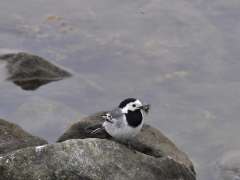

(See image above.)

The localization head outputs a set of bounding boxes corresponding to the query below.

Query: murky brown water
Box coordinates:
[1,0,240,179]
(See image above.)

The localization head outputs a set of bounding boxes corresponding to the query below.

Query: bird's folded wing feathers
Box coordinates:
[85,124,105,134]
[85,108,123,134]
[109,108,123,119]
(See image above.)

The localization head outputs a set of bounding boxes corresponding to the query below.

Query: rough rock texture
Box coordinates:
[0,115,195,180]
[0,139,195,180]
[57,112,110,141]
[58,113,193,166]
[0,52,71,90]
[0,118,47,155]
[58,112,196,176]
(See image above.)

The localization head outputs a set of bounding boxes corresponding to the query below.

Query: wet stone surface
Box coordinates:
[0,52,71,90]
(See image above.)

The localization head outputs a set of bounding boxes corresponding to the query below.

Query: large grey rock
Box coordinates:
[58,112,195,177]
[58,113,194,165]
[0,118,47,155]
[0,52,71,90]
[0,138,195,180]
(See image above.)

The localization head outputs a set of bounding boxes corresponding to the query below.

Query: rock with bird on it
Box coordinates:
[0,113,196,180]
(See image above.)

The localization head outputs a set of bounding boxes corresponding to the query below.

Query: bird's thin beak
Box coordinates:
[139,104,151,113]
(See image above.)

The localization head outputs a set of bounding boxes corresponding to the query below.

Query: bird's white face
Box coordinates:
[121,99,143,114]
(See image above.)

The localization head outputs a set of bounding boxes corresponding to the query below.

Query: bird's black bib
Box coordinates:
[125,109,143,127]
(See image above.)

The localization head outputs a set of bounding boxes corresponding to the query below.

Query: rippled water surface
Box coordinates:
[1,0,240,179]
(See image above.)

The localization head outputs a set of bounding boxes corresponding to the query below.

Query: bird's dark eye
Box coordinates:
[132,104,136,107]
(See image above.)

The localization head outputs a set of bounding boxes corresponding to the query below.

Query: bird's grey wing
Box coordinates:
[86,109,122,133]
[109,108,123,119]
[101,108,123,123]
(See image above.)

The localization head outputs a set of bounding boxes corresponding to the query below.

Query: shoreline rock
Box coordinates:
[0,118,47,155]
[58,112,195,171]
[0,138,195,180]
[0,115,196,179]
[57,112,196,178]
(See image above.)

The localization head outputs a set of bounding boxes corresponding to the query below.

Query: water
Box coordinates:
[0,0,240,179]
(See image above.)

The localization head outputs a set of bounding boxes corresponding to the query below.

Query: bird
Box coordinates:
[89,98,150,142]
[57,98,167,158]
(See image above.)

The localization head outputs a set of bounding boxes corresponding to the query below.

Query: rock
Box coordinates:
[57,112,110,141]
[58,112,196,176]
[0,138,195,180]
[0,118,47,155]
[0,52,72,90]
[217,151,240,180]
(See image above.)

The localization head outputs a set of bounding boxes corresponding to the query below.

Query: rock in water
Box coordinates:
[0,139,195,180]
[0,52,72,90]
[57,112,196,178]
[217,150,240,180]
[0,118,47,155]
[0,115,195,179]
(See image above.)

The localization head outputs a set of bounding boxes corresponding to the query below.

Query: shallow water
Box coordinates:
[0,0,240,179]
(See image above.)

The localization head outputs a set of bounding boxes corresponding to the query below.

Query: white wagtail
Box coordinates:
[90,98,150,141]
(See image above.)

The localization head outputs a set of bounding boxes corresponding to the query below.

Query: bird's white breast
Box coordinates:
[103,115,143,140]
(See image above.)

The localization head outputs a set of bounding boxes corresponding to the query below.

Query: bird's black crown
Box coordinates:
[118,98,137,108]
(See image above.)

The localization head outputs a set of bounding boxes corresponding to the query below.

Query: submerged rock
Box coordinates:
[0,118,47,155]
[0,139,195,180]
[0,52,71,90]
[217,151,240,180]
